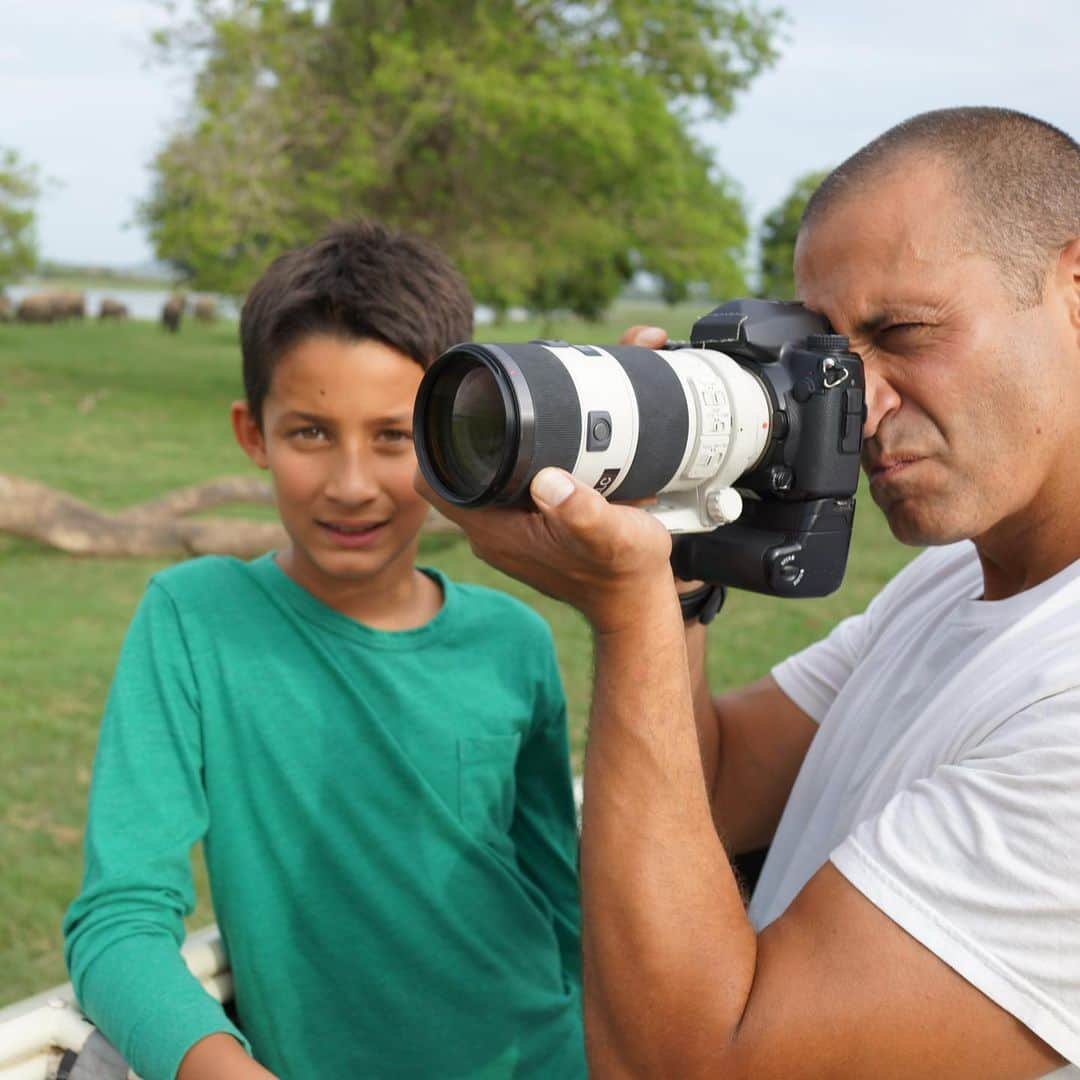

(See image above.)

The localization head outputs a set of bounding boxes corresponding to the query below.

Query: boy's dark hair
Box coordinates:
[802,107,1080,307]
[240,220,474,425]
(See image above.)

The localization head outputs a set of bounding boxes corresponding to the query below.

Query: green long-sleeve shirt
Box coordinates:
[64,555,585,1079]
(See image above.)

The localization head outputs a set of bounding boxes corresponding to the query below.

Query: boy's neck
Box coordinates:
[275,549,443,630]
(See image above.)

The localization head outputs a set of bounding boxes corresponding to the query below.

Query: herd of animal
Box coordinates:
[0,290,218,329]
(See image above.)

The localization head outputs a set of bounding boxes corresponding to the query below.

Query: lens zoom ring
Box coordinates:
[503,344,582,498]
[610,347,690,499]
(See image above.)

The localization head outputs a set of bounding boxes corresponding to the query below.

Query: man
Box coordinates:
[421,107,1080,1077]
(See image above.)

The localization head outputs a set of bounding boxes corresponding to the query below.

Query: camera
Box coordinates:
[414,299,865,598]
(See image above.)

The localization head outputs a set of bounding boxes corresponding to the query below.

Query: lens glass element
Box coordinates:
[427,358,508,499]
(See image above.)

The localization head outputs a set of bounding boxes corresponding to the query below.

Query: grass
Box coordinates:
[0,309,918,1005]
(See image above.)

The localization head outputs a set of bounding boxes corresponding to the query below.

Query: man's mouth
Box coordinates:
[865,454,923,483]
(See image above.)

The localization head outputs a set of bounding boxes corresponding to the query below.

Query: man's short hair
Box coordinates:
[240,220,474,426]
[802,107,1080,306]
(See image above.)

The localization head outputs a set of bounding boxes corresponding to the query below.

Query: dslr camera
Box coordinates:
[414,299,865,598]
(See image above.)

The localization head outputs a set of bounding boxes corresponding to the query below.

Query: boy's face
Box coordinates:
[232,334,431,607]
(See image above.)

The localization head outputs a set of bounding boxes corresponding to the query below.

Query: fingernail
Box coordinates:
[639,326,666,347]
[532,468,575,508]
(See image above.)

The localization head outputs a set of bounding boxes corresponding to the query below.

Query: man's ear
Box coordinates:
[1057,236,1080,334]
[231,400,269,468]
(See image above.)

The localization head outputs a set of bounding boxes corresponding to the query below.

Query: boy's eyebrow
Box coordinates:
[278,410,331,425]
[276,409,414,426]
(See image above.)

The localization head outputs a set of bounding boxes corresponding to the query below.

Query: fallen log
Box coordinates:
[0,474,460,559]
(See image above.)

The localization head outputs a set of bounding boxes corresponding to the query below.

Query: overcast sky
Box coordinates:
[2,0,1079,268]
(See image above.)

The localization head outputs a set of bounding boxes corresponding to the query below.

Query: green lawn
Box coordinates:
[0,310,918,1005]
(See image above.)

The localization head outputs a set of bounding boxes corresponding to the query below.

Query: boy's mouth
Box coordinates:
[317,519,388,545]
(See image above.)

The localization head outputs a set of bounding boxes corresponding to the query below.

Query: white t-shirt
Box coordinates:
[752,542,1080,1073]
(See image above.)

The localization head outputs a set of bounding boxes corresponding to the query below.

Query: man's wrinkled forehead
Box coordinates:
[796,161,968,283]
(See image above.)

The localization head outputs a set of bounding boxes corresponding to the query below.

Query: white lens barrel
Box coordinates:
[660,348,773,493]
[542,345,640,494]
[532,343,772,509]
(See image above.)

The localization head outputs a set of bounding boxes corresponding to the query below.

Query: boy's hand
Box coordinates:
[177,1033,279,1079]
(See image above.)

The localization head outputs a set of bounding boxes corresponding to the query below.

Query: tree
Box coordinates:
[144,0,784,313]
[757,168,829,299]
[0,147,41,288]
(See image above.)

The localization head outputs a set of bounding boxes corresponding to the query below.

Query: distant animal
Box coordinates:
[192,296,217,322]
[14,290,86,323]
[161,294,185,333]
[53,290,86,319]
[98,298,129,320]
[0,293,11,321]
[16,292,58,323]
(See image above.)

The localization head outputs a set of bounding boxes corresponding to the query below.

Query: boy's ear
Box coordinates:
[231,400,269,469]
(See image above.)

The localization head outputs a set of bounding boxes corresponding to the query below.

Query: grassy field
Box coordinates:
[0,309,918,1005]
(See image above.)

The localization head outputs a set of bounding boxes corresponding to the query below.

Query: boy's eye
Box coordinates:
[378,429,413,443]
[290,425,327,441]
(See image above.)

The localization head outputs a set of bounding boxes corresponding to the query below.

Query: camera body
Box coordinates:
[666,299,864,597]
[413,299,865,598]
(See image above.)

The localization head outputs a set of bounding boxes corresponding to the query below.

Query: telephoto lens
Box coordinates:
[414,338,775,533]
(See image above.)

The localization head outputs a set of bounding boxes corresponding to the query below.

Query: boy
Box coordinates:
[63,222,585,1079]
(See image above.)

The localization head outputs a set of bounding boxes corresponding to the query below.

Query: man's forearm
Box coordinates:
[580,582,756,1076]
[684,619,722,818]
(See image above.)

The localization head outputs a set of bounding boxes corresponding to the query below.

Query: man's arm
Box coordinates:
[685,616,817,856]
[421,469,1066,1078]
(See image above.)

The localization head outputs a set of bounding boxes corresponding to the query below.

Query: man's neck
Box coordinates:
[974,492,1080,600]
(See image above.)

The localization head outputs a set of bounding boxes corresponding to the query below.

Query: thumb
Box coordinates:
[531,467,578,509]
[530,468,611,545]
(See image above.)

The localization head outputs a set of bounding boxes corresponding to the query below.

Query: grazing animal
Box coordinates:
[161,294,185,333]
[98,298,129,320]
[192,296,217,322]
[16,292,58,323]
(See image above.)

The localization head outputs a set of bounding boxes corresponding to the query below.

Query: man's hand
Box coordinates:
[416,320,684,631]
[418,467,674,634]
[618,324,669,349]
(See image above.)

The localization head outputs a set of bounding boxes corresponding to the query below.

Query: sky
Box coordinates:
[2,0,1079,269]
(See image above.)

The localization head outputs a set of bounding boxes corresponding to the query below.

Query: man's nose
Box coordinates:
[325,448,379,503]
[861,357,901,441]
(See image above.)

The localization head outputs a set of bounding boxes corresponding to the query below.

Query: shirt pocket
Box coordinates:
[458,733,521,840]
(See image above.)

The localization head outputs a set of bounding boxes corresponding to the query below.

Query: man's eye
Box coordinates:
[379,430,412,443]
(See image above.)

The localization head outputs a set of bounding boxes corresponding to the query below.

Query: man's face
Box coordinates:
[794,160,1080,550]
[232,335,430,608]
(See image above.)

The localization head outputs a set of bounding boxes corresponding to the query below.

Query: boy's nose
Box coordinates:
[325,451,379,504]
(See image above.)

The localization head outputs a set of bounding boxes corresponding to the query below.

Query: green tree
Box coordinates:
[0,147,41,288]
[144,0,784,313]
[757,168,829,299]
